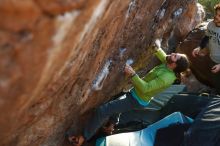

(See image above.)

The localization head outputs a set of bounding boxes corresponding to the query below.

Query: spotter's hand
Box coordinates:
[192,47,206,57]
[211,64,220,73]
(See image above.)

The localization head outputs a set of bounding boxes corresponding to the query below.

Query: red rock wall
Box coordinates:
[0,0,203,145]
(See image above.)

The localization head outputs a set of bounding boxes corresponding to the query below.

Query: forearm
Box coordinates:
[154,48,167,63]
[131,75,148,93]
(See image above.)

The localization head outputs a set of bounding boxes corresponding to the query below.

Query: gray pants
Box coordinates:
[83,92,145,140]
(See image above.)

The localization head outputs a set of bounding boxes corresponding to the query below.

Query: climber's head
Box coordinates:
[214,3,220,27]
[166,53,189,74]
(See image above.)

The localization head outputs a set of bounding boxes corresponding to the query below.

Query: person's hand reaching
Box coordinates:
[124,64,136,77]
[151,39,161,51]
[192,47,206,57]
[211,64,220,73]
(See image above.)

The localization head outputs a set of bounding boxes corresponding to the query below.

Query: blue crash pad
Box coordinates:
[96,112,193,146]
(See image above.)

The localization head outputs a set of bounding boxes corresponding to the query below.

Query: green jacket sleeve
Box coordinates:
[154,48,167,63]
[131,73,173,94]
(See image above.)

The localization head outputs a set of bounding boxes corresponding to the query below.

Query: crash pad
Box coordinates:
[96,112,193,146]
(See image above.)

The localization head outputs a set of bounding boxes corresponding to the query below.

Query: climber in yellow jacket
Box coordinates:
[67,43,189,146]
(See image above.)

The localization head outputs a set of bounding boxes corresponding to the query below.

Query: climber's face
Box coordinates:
[166,53,182,64]
[214,9,220,27]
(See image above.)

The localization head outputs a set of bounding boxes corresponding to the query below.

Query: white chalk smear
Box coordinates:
[126,59,134,65]
[159,9,166,20]
[173,8,183,18]
[126,0,137,18]
[119,48,127,58]
[92,60,112,90]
